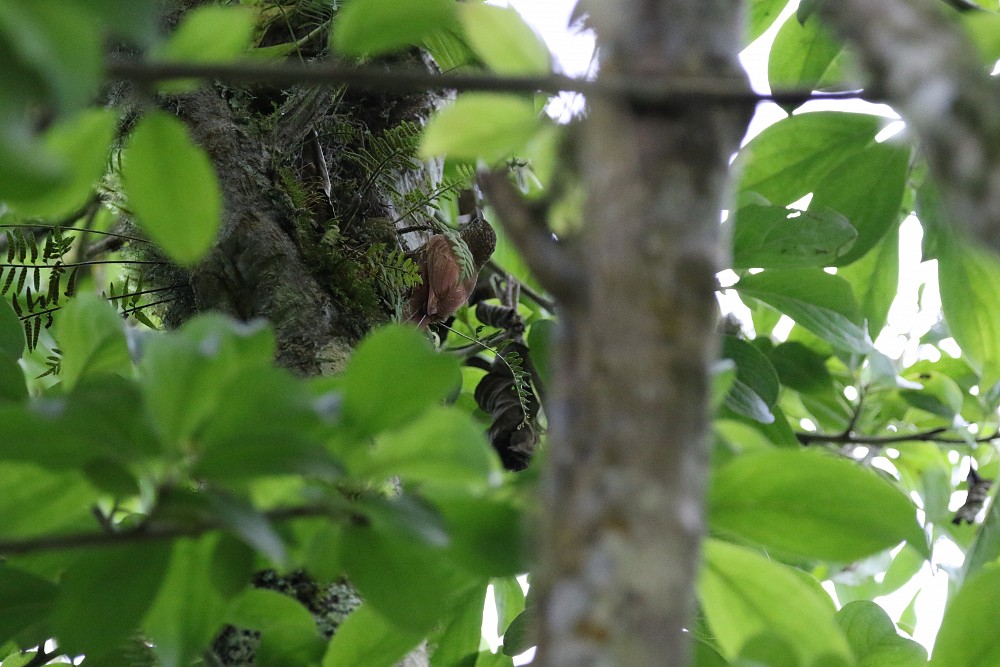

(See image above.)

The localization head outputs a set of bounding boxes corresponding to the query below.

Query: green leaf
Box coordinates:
[206,492,287,567]
[0,463,99,541]
[52,543,171,659]
[747,0,787,43]
[736,112,909,265]
[938,233,1000,387]
[323,604,424,667]
[420,94,540,163]
[194,365,340,482]
[353,407,498,486]
[122,110,222,266]
[698,539,852,664]
[838,230,899,338]
[225,589,326,667]
[55,291,131,388]
[143,536,227,667]
[341,522,478,633]
[333,0,456,57]
[764,341,832,394]
[156,5,255,63]
[492,577,526,637]
[526,318,555,388]
[0,299,24,361]
[141,315,275,447]
[431,584,489,667]
[0,565,57,645]
[835,601,928,667]
[720,336,780,424]
[899,370,964,418]
[930,566,1000,666]
[711,359,737,413]
[709,450,928,561]
[961,495,1000,581]
[735,269,872,353]
[7,108,117,216]
[340,325,460,439]
[500,607,535,657]
[429,490,529,577]
[768,13,841,90]
[152,5,257,93]
[459,4,551,75]
[0,0,102,111]
[731,200,857,269]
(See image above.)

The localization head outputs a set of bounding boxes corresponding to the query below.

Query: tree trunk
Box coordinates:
[531,2,750,664]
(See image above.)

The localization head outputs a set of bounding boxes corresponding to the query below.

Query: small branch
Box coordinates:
[0,504,333,556]
[478,170,584,302]
[0,259,165,270]
[484,261,556,313]
[106,59,872,108]
[23,647,57,667]
[797,426,1000,446]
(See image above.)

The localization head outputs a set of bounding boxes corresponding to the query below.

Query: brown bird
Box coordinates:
[405,219,497,328]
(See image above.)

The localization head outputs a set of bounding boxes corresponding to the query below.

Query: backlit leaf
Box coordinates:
[420,94,539,163]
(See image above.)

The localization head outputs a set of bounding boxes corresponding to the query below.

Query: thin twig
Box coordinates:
[106,59,873,107]
[0,504,336,556]
[797,426,1000,446]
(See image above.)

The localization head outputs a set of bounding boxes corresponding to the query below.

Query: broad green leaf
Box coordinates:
[0,565,57,644]
[720,335,779,424]
[492,577,526,637]
[0,1,101,111]
[7,108,117,216]
[526,318,555,388]
[122,111,222,266]
[500,607,535,657]
[209,533,256,599]
[839,230,899,338]
[55,291,131,388]
[333,0,456,57]
[429,490,529,577]
[0,463,99,541]
[0,375,158,469]
[699,539,852,664]
[205,492,287,567]
[899,370,964,418]
[731,200,857,269]
[420,94,540,163]
[836,601,928,667]
[930,566,1000,666]
[431,585,489,667]
[963,11,1000,63]
[736,112,909,265]
[709,450,928,561]
[938,233,1000,387]
[768,13,841,90]
[764,341,832,394]
[353,407,498,486]
[459,4,551,75]
[52,543,171,659]
[736,633,801,667]
[143,537,227,667]
[153,5,256,93]
[142,315,274,447]
[747,0,787,44]
[340,325,460,439]
[225,589,326,667]
[194,365,339,482]
[155,5,255,63]
[711,359,737,412]
[324,604,424,667]
[735,269,872,353]
[341,523,478,632]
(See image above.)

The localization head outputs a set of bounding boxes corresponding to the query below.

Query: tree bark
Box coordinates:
[819,0,1000,250]
[498,1,751,664]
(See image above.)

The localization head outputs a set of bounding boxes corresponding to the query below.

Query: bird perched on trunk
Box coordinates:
[405,219,497,328]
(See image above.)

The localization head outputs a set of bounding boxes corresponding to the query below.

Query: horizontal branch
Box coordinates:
[0,504,332,556]
[107,59,872,107]
[797,426,999,446]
